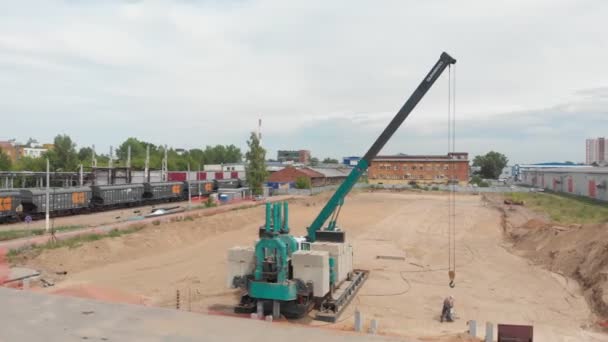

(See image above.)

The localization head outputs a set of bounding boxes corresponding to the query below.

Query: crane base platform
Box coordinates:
[315,269,369,323]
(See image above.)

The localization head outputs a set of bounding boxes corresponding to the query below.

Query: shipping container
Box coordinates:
[167,172,187,182]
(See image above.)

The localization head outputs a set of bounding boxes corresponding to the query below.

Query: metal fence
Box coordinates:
[270,183,530,196]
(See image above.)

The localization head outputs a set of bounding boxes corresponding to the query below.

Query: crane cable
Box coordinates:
[447,64,457,288]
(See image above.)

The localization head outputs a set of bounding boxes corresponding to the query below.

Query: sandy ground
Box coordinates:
[13,191,608,341]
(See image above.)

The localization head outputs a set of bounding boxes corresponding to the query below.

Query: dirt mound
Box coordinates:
[522,218,549,229]
[498,199,608,318]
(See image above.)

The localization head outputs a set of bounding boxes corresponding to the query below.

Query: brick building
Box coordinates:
[267,166,348,189]
[368,153,469,185]
[0,141,18,162]
[277,150,311,164]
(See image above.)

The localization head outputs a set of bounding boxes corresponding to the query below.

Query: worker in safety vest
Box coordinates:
[440,295,454,322]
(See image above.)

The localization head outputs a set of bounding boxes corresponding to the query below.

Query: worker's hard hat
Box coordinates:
[449,295,454,299]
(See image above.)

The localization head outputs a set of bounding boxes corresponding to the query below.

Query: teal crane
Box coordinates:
[236,52,457,319]
[306,52,457,243]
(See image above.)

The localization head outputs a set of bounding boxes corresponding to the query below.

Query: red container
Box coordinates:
[167,172,187,181]
[497,324,533,341]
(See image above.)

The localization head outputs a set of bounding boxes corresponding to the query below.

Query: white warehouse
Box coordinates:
[520,167,608,201]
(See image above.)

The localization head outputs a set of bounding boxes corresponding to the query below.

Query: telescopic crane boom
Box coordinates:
[306,52,457,242]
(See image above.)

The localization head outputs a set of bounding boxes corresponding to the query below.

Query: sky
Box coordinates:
[1,0,607,164]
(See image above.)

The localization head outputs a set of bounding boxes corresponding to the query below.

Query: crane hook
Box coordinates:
[449,280,455,288]
[448,270,455,288]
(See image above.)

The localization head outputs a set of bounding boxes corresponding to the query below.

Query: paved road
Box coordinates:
[0,287,407,342]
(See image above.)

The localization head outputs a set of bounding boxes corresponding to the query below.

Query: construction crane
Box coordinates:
[227,52,457,322]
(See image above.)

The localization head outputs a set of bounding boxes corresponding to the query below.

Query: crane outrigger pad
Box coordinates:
[315,269,369,322]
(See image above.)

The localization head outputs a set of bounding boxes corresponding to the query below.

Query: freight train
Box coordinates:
[0,178,245,223]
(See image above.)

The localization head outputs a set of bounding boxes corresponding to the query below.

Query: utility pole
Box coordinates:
[162,145,168,181]
[92,144,97,168]
[127,145,132,168]
[198,164,202,197]
[45,158,50,233]
[109,146,113,185]
[144,145,150,183]
[79,164,83,186]
[109,146,113,169]
[187,163,192,208]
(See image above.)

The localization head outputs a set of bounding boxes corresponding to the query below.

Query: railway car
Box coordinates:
[182,180,214,198]
[91,184,145,208]
[20,187,92,218]
[0,190,21,223]
[214,179,241,190]
[143,181,183,202]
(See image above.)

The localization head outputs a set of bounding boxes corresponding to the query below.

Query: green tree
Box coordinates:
[472,151,508,179]
[203,145,243,164]
[46,134,78,171]
[78,147,94,163]
[322,158,339,164]
[0,148,12,170]
[245,132,268,195]
[310,157,319,166]
[13,156,46,171]
[295,176,311,189]
[116,137,149,161]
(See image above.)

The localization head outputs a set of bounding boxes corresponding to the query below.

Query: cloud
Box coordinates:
[266,87,608,164]
[0,0,607,164]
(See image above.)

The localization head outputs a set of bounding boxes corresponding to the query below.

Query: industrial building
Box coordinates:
[203,163,246,172]
[512,163,589,181]
[520,167,608,201]
[267,166,349,189]
[368,152,469,185]
[586,137,607,165]
[277,150,311,164]
[342,156,361,166]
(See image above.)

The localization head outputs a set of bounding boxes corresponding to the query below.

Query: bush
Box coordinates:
[205,197,217,208]
[470,175,490,187]
[431,186,439,191]
[295,176,311,189]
